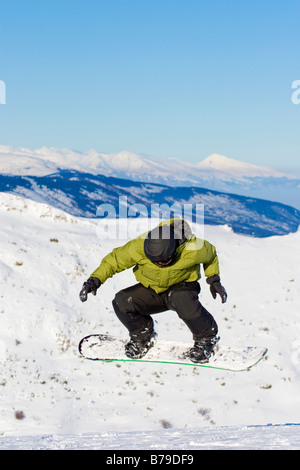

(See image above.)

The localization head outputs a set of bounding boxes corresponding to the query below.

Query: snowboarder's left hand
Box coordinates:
[79,277,101,302]
[207,275,227,303]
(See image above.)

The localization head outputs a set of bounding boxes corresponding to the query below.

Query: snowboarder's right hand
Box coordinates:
[79,277,101,302]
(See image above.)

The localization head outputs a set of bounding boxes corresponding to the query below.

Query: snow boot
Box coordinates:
[125,328,157,359]
[188,335,220,364]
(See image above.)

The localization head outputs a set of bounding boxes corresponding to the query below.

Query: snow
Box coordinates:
[1,192,300,450]
[1,424,300,450]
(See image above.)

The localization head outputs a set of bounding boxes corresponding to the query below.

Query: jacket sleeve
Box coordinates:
[199,240,220,278]
[90,238,141,284]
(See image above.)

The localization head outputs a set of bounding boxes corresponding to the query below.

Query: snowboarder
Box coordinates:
[79,219,227,363]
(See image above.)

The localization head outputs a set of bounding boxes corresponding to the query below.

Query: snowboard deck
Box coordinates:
[78,334,268,372]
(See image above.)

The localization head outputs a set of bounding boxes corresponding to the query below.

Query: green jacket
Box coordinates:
[91,219,220,294]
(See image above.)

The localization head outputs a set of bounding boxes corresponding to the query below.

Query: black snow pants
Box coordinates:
[112,281,218,341]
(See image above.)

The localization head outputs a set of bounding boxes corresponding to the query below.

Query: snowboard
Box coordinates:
[78,334,268,372]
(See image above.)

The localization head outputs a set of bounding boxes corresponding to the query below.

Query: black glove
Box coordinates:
[79,277,101,302]
[207,275,227,303]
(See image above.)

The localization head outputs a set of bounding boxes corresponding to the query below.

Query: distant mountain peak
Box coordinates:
[199,153,234,166]
[197,153,289,178]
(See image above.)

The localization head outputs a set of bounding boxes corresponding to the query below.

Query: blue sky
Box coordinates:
[0,0,299,173]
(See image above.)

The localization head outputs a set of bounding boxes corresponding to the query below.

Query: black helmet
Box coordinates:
[144,225,177,266]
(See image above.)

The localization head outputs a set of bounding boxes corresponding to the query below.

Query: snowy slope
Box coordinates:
[1,424,300,450]
[1,145,299,209]
[1,192,300,449]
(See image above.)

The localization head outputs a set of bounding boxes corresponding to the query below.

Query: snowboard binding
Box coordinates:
[125,331,157,359]
[187,336,220,364]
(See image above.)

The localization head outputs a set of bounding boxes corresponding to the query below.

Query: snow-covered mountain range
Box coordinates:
[0,145,293,180]
[1,145,299,208]
[1,145,300,238]
[1,192,300,448]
